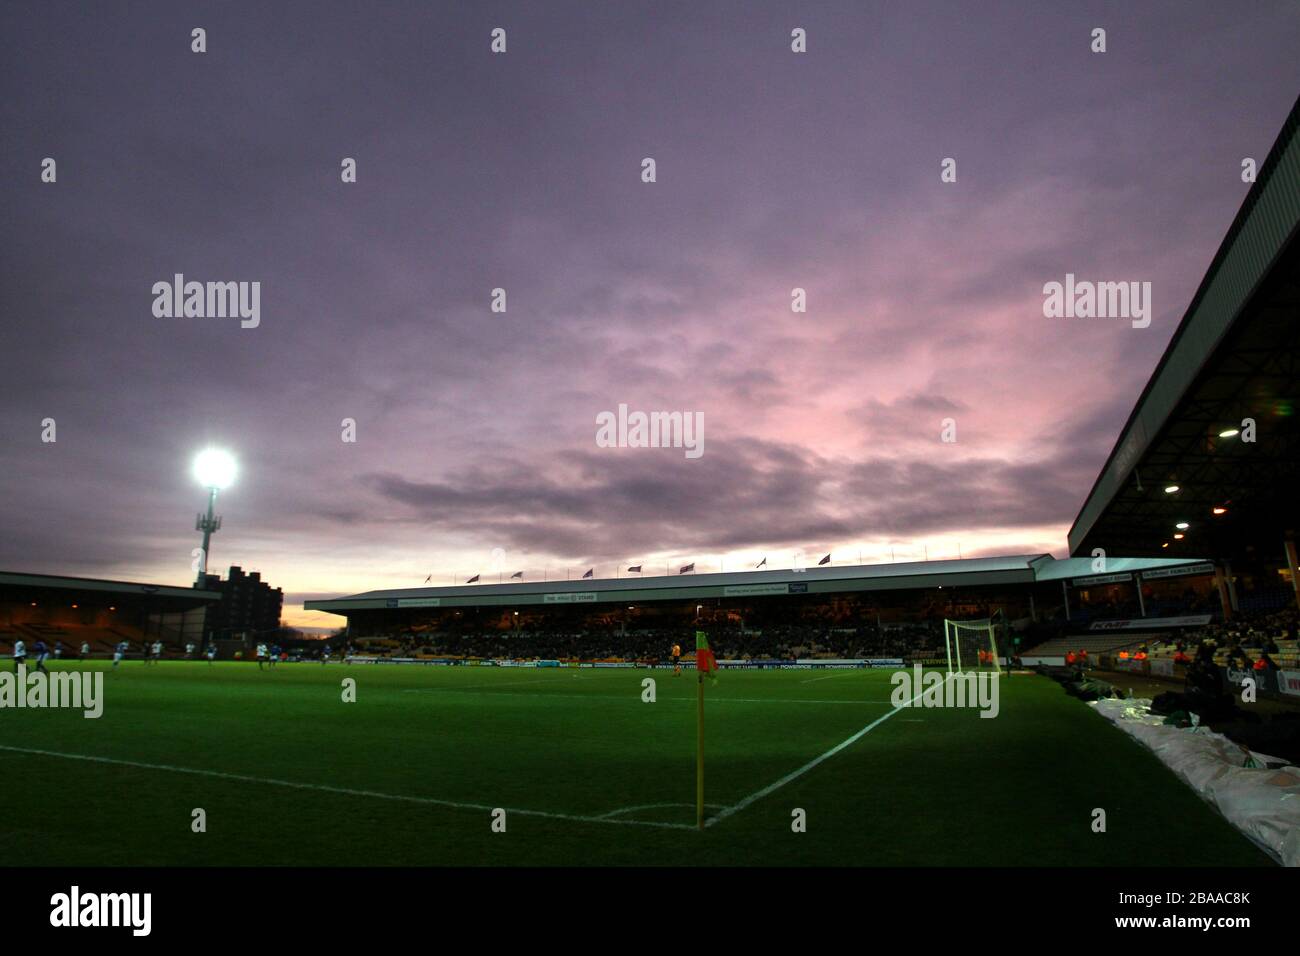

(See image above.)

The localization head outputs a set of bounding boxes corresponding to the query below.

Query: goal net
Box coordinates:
[943,618,1002,675]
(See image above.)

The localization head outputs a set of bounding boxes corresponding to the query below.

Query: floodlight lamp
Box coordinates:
[193,448,237,490]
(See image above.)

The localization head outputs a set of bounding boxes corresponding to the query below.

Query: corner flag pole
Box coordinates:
[696,670,705,829]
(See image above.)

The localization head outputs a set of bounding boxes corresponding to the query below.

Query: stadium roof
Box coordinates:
[1027,555,1211,583]
[0,570,221,604]
[1069,95,1300,561]
[306,554,1212,613]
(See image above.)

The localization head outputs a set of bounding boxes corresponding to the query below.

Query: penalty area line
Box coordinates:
[0,743,696,832]
[704,673,951,828]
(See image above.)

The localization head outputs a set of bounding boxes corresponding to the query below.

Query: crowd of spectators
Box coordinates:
[1177,606,1298,651]
[1139,607,1299,675]
[349,620,953,662]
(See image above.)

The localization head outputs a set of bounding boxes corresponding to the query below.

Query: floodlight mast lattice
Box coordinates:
[195,495,222,586]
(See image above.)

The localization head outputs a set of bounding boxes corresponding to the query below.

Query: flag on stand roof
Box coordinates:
[582,568,594,579]
[818,553,831,565]
[627,565,642,573]
[695,631,718,681]
[679,562,695,574]
[466,574,480,583]
[756,556,767,568]
[510,571,523,579]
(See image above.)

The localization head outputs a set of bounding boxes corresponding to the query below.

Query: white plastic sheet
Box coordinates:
[1091,697,1300,866]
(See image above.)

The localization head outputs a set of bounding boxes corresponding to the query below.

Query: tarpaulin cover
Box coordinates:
[1091,697,1300,866]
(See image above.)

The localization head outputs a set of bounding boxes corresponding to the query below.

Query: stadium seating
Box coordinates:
[1025,634,1159,657]
[346,620,951,662]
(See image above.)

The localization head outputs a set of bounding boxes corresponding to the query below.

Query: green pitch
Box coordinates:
[0,662,1272,866]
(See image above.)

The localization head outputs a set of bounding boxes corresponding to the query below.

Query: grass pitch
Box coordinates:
[0,661,1272,866]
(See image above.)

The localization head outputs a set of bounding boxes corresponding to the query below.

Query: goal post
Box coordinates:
[943,618,1002,675]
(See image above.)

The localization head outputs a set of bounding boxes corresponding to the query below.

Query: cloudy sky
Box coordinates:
[2,1,1297,626]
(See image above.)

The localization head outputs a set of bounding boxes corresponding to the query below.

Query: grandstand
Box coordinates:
[0,570,220,658]
[1068,99,1299,574]
[306,553,1224,653]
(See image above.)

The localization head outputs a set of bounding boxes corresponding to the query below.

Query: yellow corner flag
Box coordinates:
[695,630,717,828]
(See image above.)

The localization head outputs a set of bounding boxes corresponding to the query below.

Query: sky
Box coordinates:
[1,1,1297,628]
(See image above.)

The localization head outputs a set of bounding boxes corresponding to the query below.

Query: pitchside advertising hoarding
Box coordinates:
[1149,658,1176,677]
[718,658,900,669]
[1089,615,1213,630]
[1225,668,1300,696]
[346,657,902,668]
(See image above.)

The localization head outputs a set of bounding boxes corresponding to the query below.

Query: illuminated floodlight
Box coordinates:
[1163,485,1180,494]
[1176,522,1189,530]
[1218,428,1239,438]
[193,448,237,490]
[1213,507,1228,515]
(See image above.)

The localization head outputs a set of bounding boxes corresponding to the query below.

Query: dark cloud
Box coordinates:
[1,1,1296,603]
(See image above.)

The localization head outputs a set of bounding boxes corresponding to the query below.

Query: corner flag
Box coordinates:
[695,629,718,830]
[695,630,718,680]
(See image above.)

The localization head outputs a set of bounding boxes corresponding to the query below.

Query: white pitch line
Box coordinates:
[395,691,883,707]
[703,674,949,828]
[0,743,695,832]
[432,676,566,691]
[800,671,867,684]
[597,802,726,820]
[721,697,893,706]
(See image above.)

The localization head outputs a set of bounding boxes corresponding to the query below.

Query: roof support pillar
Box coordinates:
[1285,536,1300,611]
[1225,561,1239,614]
[1214,563,1233,622]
